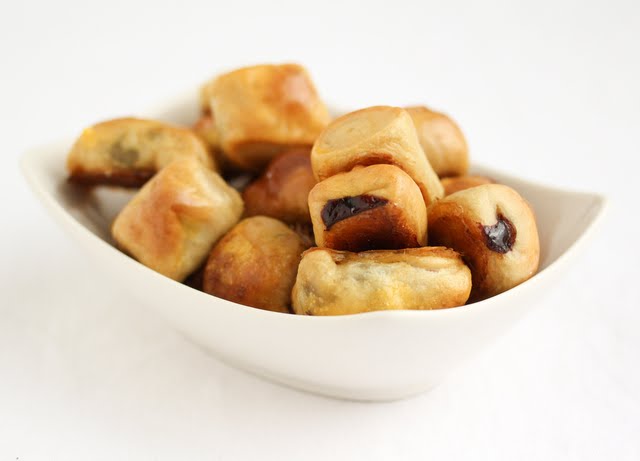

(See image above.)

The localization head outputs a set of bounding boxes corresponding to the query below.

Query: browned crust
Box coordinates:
[322,203,422,252]
[438,169,467,178]
[242,148,315,223]
[68,168,155,188]
[193,113,250,177]
[211,64,329,171]
[428,202,492,302]
[203,246,291,313]
[203,250,289,313]
[227,141,313,171]
[202,218,305,313]
[260,148,312,195]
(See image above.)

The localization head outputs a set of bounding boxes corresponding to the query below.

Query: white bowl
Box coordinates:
[21,95,607,401]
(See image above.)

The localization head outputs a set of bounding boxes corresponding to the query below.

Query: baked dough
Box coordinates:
[441,175,494,196]
[67,118,215,187]
[203,216,306,313]
[406,106,469,177]
[243,148,316,224]
[112,157,243,281]
[203,63,331,170]
[310,106,444,206]
[308,164,427,251]
[428,184,539,301]
[291,247,472,315]
[193,112,220,151]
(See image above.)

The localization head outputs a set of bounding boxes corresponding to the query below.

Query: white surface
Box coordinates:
[22,134,606,401]
[1,0,638,459]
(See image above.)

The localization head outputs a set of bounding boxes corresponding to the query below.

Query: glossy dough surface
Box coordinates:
[243,148,316,224]
[112,157,243,281]
[203,216,306,313]
[308,164,427,251]
[406,106,469,178]
[428,184,540,301]
[203,63,331,170]
[67,118,215,186]
[292,247,472,315]
[311,106,444,206]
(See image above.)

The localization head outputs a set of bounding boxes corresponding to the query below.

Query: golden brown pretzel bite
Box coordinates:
[311,106,444,206]
[112,157,242,281]
[292,247,472,315]
[203,63,330,171]
[203,216,306,313]
[406,106,469,178]
[428,184,540,301]
[308,164,427,251]
[242,148,316,224]
[67,118,215,187]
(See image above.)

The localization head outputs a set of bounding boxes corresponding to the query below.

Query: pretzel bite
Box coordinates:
[428,184,540,301]
[406,106,469,178]
[292,247,472,315]
[203,216,306,313]
[112,157,243,281]
[193,111,220,151]
[242,148,316,224]
[310,106,444,206]
[441,175,494,196]
[203,63,330,170]
[308,164,427,251]
[67,118,215,187]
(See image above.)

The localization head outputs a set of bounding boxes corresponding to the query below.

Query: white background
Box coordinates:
[1,1,639,459]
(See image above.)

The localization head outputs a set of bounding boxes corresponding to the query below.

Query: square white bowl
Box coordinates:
[21,95,607,401]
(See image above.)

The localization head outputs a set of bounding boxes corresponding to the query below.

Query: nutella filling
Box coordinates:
[482,213,516,253]
[321,195,388,230]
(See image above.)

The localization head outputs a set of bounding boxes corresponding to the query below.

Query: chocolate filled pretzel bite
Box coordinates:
[406,106,469,178]
[194,80,221,151]
[292,247,472,315]
[308,164,427,251]
[112,157,243,281]
[193,110,220,152]
[243,148,316,224]
[203,63,331,171]
[67,118,216,187]
[428,184,540,301]
[310,106,444,206]
[203,216,306,313]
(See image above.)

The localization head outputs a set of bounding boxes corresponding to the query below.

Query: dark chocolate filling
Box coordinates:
[482,213,516,253]
[321,195,388,230]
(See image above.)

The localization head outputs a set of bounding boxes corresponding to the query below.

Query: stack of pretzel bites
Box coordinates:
[66,63,540,316]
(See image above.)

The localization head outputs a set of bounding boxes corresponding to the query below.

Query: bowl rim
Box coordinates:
[20,136,609,324]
